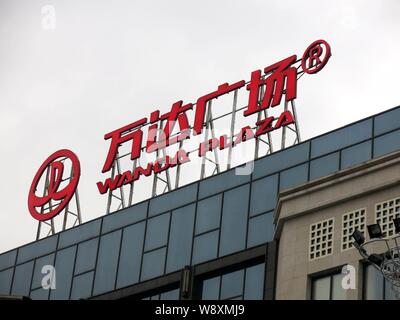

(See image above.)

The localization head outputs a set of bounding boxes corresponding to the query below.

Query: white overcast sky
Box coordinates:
[0,0,399,254]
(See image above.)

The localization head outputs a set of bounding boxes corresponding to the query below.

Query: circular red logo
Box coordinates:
[28,149,81,221]
[301,39,331,74]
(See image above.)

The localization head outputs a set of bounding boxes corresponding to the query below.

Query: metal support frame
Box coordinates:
[226,90,238,170]
[254,85,274,160]
[152,142,172,197]
[281,99,301,150]
[105,153,125,214]
[200,100,221,180]
[103,60,305,214]
[128,158,138,207]
[36,158,82,240]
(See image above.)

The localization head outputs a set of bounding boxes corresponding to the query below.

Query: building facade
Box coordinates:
[1,105,400,300]
[275,150,400,300]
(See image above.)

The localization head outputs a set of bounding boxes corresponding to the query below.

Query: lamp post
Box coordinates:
[352,218,400,299]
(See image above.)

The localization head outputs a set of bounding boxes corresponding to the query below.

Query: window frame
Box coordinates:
[196,256,266,301]
[362,262,395,300]
[310,266,345,300]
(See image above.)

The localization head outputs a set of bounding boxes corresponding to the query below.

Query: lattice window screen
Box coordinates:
[376,197,400,237]
[341,208,366,251]
[309,218,334,261]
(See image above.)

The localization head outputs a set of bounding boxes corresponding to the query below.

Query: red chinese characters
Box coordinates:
[193,81,245,135]
[100,82,247,174]
[244,55,298,116]
[146,100,193,153]
[98,40,331,194]
[102,118,147,173]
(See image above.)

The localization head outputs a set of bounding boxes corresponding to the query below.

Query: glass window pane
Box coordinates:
[75,238,98,275]
[220,269,244,300]
[310,152,339,181]
[160,288,180,300]
[58,220,101,249]
[102,201,148,233]
[93,230,122,296]
[331,273,346,300]
[0,268,13,295]
[219,185,249,257]
[279,164,308,191]
[199,169,250,199]
[373,129,400,158]
[253,142,310,180]
[311,119,372,158]
[365,265,384,300]
[0,250,17,271]
[149,183,197,216]
[50,246,76,300]
[250,174,278,216]
[202,276,220,300]
[144,213,170,251]
[341,141,372,169]
[384,279,396,300]
[31,253,55,290]
[166,204,195,273]
[192,231,219,265]
[116,222,145,289]
[312,276,330,300]
[17,235,58,264]
[11,261,34,296]
[30,287,49,300]
[374,107,400,136]
[195,194,222,235]
[244,264,265,300]
[247,212,274,248]
[141,247,166,281]
[70,271,94,300]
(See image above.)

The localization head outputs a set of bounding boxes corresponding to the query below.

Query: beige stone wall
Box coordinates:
[275,152,400,300]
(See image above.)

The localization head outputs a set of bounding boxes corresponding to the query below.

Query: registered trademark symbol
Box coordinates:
[301,39,331,74]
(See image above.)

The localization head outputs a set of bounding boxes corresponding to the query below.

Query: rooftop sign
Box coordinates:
[96,39,331,196]
[28,39,331,234]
